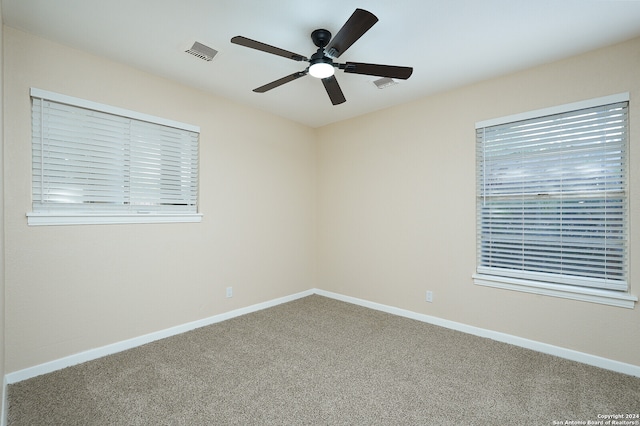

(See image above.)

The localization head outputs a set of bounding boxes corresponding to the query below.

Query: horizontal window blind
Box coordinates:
[31,91,199,216]
[476,101,628,291]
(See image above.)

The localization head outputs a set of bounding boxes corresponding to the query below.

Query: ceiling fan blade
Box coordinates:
[326,9,378,58]
[253,71,308,93]
[231,36,308,62]
[342,62,413,79]
[321,75,346,105]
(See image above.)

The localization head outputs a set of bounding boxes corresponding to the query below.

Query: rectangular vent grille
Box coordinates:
[373,77,398,89]
[185,42,218,61]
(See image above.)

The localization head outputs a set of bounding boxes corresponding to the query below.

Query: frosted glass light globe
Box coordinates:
[309,62,335,79]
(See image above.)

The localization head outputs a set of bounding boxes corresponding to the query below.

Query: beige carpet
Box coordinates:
[8,295,640,425]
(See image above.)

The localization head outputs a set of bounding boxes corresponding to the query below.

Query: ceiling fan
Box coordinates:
[231,8,413,105]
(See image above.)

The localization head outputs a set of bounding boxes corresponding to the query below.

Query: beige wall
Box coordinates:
[3,22,640,376]
[317,36,640,366]
[3,26,317,372]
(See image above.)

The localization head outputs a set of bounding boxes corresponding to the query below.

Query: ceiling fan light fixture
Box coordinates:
[309,61,335,79]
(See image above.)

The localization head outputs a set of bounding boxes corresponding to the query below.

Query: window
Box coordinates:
[28,88,201,225]
[474,94,636,308]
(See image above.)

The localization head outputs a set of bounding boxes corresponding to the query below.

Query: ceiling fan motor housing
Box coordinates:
[309,50,333,66]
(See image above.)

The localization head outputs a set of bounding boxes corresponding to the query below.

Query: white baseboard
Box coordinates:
[5,287,639,388]
[314,289,640,378]
[5,289,314,384]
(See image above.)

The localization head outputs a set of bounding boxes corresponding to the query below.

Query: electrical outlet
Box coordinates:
[226,287,233,298]
[426,291,433,303]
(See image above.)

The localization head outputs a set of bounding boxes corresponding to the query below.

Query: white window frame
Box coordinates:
[473,93,636,309]
[28,88,202,226]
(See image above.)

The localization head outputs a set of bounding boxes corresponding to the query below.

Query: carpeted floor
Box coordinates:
[8,295,640,425]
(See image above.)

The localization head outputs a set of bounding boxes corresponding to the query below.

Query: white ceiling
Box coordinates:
[3,0,640,128]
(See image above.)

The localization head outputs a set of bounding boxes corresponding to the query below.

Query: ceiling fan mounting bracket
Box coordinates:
[311,29,332,48]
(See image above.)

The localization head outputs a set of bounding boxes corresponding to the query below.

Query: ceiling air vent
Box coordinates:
[373,77,398,89]
[185,41,218,62]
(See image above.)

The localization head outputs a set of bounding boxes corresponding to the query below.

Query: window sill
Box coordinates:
[27,212,203,226]
[473,274,637,309]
